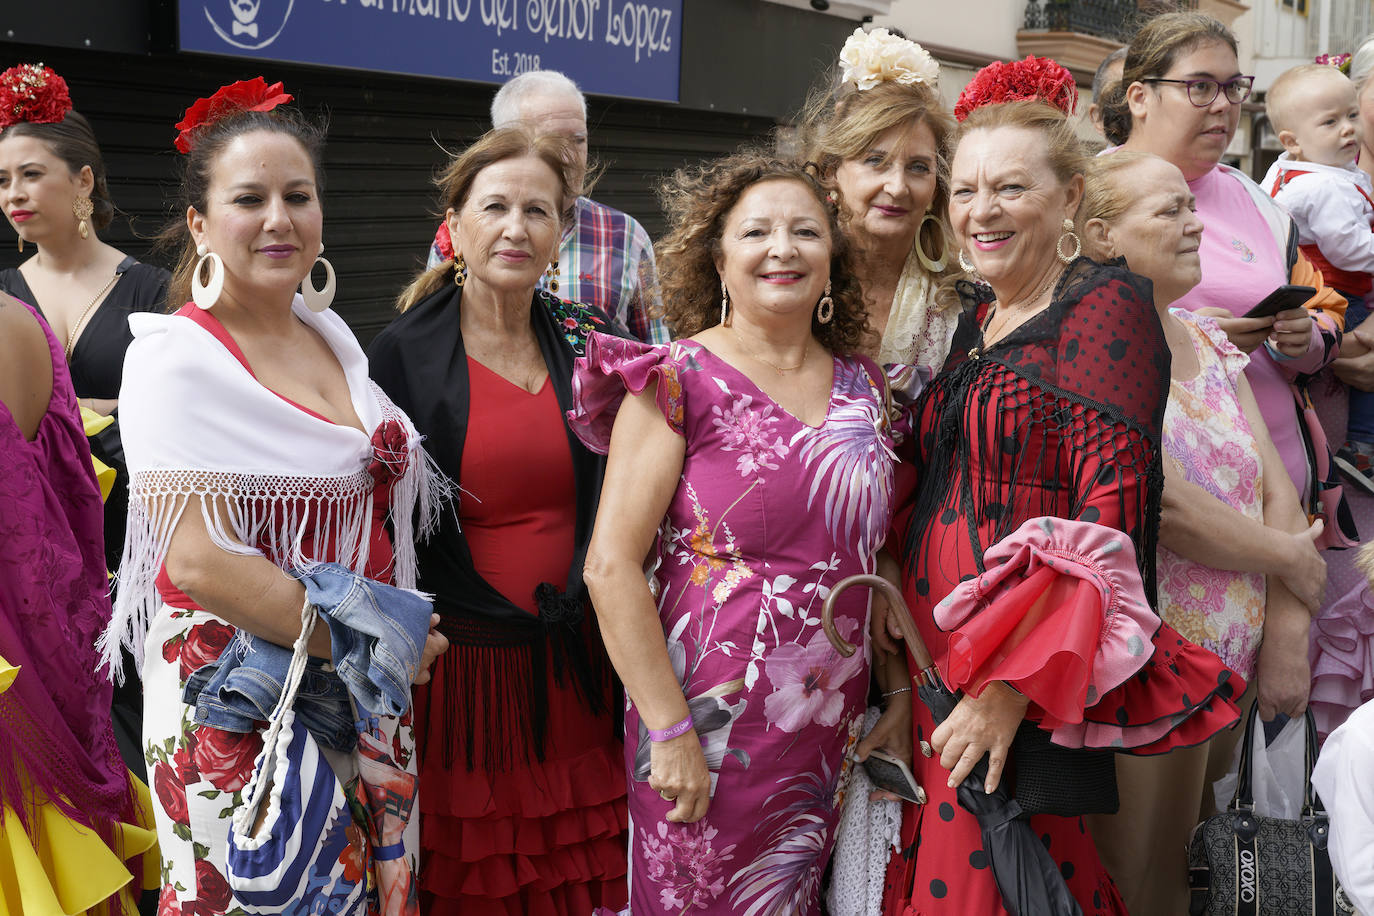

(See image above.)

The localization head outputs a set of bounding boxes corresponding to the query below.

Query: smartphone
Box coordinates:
[863,749,924,804]
[1243,284,1316,319]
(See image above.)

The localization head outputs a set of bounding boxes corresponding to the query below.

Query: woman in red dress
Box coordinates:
[877,91,1246,915]
[369,127,628,915]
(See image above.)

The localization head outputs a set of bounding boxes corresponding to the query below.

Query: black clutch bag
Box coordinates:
[1187,702,1354,915]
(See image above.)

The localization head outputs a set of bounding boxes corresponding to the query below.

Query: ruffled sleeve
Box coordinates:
[933,517,1158,729]
[1176,309,1250,388]
[567,332,686,454]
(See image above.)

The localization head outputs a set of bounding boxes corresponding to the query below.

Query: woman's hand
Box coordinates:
[869,551,905,656]
[1204,312,1275,354]
[1269,307,1315,358]
[1256,602,1311,721]
[1277,520,1327,612]
[930,681,1028,793]
[856,692,917,802]
[648,730,711,823]
[413,613,449,685]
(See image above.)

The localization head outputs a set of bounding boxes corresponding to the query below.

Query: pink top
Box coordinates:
[1157,310,1266,678]
[1172,166,1309,497]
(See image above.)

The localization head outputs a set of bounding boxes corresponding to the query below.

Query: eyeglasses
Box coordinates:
[1142,75,1255,107]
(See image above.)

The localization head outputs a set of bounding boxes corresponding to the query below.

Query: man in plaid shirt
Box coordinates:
[428,71,669,344]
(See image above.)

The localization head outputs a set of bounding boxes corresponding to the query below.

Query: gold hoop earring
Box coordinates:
[73,196,94,240]
[816,280,834,325]
[453,254,468,288]
[914,213,948,273]
[720,279,730,326]
[1057,219,1082,264]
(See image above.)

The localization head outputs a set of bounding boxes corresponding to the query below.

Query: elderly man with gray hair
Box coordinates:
[428,70,668,342]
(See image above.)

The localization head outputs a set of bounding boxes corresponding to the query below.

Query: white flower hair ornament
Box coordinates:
[838,27,940,92]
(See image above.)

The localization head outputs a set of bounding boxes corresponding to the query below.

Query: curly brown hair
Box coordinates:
[655,152,871,355]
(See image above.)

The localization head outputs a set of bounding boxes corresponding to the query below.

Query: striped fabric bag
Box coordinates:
[225,597,369,913]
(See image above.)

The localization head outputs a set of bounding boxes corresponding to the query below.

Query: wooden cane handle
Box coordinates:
[820,573,934,671]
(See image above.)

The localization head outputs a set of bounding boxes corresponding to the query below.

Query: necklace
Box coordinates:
[970,267,1062,359]
[730,326,808,374]
[64,268,120,360]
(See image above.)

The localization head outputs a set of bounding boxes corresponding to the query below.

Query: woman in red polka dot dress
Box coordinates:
[876,89,1246,916]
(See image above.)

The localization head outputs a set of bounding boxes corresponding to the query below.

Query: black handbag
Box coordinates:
[1187,702,1355,915]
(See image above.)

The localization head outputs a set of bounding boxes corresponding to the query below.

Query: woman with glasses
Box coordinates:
[1101,12,1355,553]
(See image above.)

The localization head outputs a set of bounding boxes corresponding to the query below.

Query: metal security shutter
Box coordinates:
[0,42,774,344]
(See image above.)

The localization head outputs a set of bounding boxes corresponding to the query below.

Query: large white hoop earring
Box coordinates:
[301,249,336,313]
[191,243,224,311]
[914,213,948,273]
[1057,219,1082,264]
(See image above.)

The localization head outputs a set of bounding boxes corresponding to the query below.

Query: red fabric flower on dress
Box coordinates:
[0,63,72,131]
[178,620,237,681]
[954,55,1079,121]
[174,77,294,153]
[153,760,189,825]
[368,419,411,484]
[193,727,261,793]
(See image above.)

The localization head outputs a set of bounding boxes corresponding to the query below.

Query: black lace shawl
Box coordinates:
[900,257,1170,607]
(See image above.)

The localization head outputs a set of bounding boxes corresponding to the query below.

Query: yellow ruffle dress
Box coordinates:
[0,656,159,916]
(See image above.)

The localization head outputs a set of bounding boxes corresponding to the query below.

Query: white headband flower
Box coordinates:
[838,27,940,92]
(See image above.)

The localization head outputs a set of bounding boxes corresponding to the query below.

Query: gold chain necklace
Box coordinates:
[971,268,1062,359]
[730,326,808,374]
[64,268,120,360]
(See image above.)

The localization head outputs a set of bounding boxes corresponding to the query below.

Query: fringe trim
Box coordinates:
[100,439,453,685]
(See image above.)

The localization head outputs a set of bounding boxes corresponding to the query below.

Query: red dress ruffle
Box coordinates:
[417,360,627,915]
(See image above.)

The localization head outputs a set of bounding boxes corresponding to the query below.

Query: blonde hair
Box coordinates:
[953,100,1088,187]
[395,127,578,313]
[1266,64,1353,134]
[1077,150,1159,257]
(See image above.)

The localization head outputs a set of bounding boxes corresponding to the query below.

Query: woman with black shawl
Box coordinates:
[874,89,1247,915]
[368,126,629,915]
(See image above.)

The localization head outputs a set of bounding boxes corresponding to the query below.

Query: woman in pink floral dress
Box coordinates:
[1079,151,1325,916]
[573,155,915,915]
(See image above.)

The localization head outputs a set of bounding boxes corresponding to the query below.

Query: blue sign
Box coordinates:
[178,0,682,103]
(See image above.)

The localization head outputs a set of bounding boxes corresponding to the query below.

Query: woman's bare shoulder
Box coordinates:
[0,293,54,440]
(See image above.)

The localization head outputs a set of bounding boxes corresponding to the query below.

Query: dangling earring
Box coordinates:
[546,259,560,294]
[720,279,730,326]
[914,212,948,273]
[1057,218,1082,264]
[16,236,22,253]
[816,280,834,325]
[73,196,94,240]
[958,249,976,274]
[453,254,467,288]
[300,244,336,313]
[191,243,224,310]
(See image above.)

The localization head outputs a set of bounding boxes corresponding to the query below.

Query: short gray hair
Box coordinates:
[1092,46,1129,99]
[490,71,587,127]
[1352,36,1374,91]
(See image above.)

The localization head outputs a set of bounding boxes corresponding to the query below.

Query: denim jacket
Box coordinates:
[184,564,433,750]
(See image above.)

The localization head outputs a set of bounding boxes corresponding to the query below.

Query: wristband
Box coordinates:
[881,687,912,698]
[647,714,693,742]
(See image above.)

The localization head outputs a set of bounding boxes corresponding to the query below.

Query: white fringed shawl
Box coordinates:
[100,296,443,682]
[877,248,960,371]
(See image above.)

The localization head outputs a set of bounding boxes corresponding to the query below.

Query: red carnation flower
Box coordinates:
[0,63,73,131]
[174,77,294,153]
[368,419,411,484]
[954,55,1079,121]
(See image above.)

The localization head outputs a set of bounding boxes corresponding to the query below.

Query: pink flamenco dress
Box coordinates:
[569,332,900,915]
[881,260,1246,916]
[0,302,158,915]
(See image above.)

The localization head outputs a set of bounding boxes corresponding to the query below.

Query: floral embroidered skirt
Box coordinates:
[142,604,418,915]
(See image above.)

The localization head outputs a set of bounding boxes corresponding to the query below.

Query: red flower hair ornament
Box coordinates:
[954,55,1079,122]
[174,77,294,153]
[0,63,73,131]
